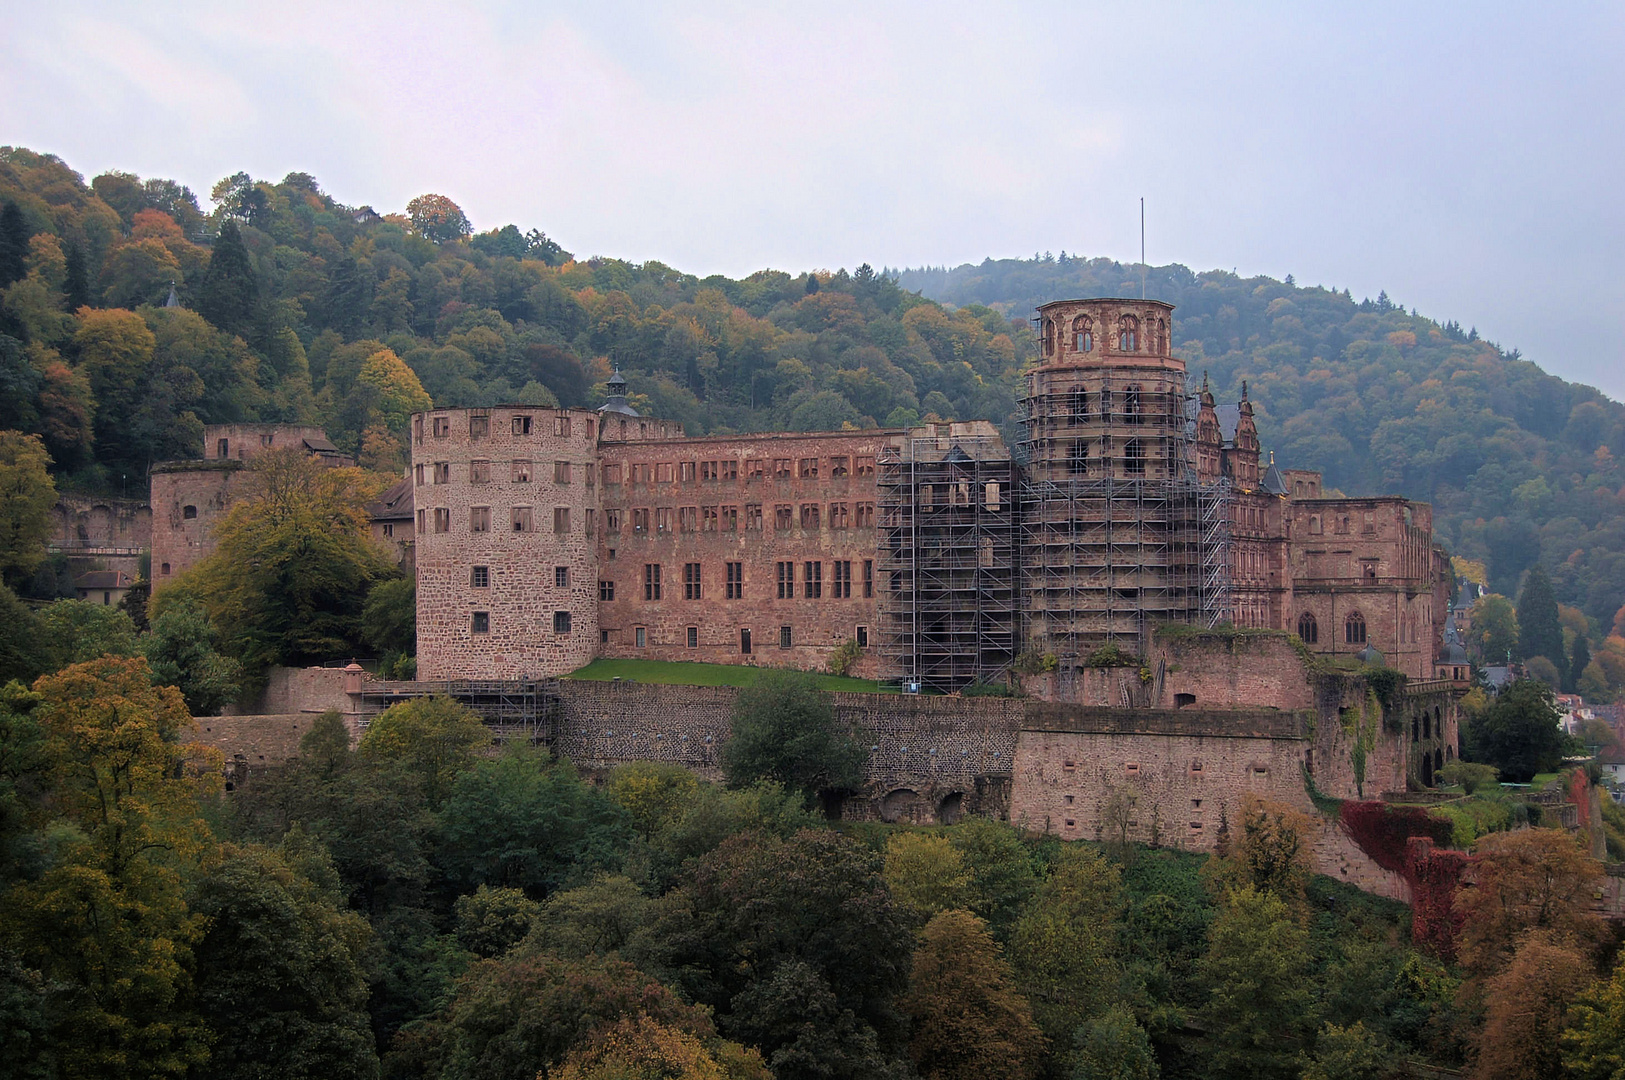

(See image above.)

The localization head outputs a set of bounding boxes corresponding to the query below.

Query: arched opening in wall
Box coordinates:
[937,792,964,825]
[1043,319,1055,357]
[1434,748,1444,774]
[1175,692,1196,708]
[1072,315,1093,352]
[1124,386,1144,425]
[1434,705,1442,731]
[1297,612,1318,644]
[1422,711,1431,738]
[1446,745,1454,761]
[1118,315,1139,351]
[1421,753,1434,787]
[182,505,197,520]
[1412,713,1420,740]
[1070,387,1088,422]
[880,788,927,824]
[1345,611,1366,645]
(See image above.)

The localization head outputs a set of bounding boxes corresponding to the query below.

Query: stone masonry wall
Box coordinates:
[150,461,246,586]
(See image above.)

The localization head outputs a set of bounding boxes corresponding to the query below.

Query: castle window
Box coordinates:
[1072,314,1092,352]
[553,507,570,534]
[605,509,621,534]
[602,463,621,485]
[1069,387,1088,421]
[599,580,614,601]
[777,561,794,599]
[721,505,738,531]
[804,561,822,598]
[679,506,698,532]
[1345,611,1367,645]
[829,502,849,529]
[775,505,793,530]
[635,626,647,648]
[644,564,662,600]
[985,482,1000,510]
[218,438,229,457]
[472,611,489,633]
[833,560,852,598]
[1124,386,1143,425]
[631,509,648,534]
[741,628,752,653]
[513,460,532,483]
[1069,440,1089,476]
[1297,612,1318,644]
[721,460,739,481]
[1100,388,1113,418]
[656,508,673,534]
[726,561,743,599]
[555,566,569,588]
[1176,693,1197,708]
[470,415,489,439]
[161,562,170,575]
[554,461,572,483]
[701,461,719,481]
[655,463,674,484]
[471,566,489,588]
[863,559,874,598]
[680,461,697,483]
[830,456,849,477]
[511,507,532,533]
[1309,515,1321,535]
[686,626,698,648]
[1423,711,1432,738]
[702,506,719,531]
[554,415,571,437]
[855,456,875,477]
[684,562,702,600]
[470,506,490,533]
[434,462,450,484]
[430,416,449,438]
[1043,318,1055,357]
[855,502,875,528]
[183,505,197,519]
[780,625,793,649]
[1124,440,1146,475]
[415,464,426,485]
[773,458,792,480]
[554,611,572,634]
[434,508,450,533]
[586,508,595,536]
[511,415,531,435]
[1117,316,1139,352]
[416,510,425,535]
[471,460,490,484]
[1362,560,1377,582]
[746,504,763,530]
[799,458,819,479]
[747,459,765,482]
[857,625,868,647]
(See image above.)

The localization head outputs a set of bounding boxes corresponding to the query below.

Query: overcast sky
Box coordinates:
[4,1,1622,398]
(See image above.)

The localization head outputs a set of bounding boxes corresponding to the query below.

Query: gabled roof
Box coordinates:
[367,476,414,521]
[74,570,132,589]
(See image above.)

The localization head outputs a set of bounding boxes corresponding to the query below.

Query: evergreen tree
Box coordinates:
[0,201,28,288]
[1569,633,1591,696]
[62,241,90,311]
[197,220,259,340]
[1517,565,1566,670]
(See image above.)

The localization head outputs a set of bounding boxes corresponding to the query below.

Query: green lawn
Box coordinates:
[562,658,892,694]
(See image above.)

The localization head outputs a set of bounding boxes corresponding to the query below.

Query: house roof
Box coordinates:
[74,570,132,589]
[367,476,415,521]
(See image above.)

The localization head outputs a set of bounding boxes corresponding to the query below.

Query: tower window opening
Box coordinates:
[1297,612,1318,644]
[1072,314,1093,352]
[1124,440,1145,475]
[1345,611,1367,645]
[1042,318,1055,357]
[1124,386,1143,425]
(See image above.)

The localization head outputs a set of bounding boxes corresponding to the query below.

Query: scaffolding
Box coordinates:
[1016,370,1232,664]
[356,678,564,743]
[877,428,1019,693]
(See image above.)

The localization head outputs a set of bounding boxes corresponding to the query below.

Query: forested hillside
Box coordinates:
[3,145,1624,631]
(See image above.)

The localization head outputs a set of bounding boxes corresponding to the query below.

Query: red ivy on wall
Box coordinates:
[1339,801,1465,957]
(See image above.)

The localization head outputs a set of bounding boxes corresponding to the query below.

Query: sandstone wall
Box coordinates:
[150,461,246,585]
[233,665,354,716]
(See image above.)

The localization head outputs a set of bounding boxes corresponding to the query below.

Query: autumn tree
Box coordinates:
[356,694,487,811]
[721,669,864,802]
[1455,827,1606,982]
[903,909,1044,1080]
[604,760,700,839]
[1469,929,1592,1080]
[947,816,1040,941]
[0,431,55,588]
[1203,795,1314,904]
[883,831,972,921]
[406,193,472,244]
[1563,949,1625,1079]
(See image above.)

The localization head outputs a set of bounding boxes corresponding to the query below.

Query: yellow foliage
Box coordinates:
[550,1014,769,1080]
[605,761,700,838]
[1451,556,1488,587]
[884,832,972,919]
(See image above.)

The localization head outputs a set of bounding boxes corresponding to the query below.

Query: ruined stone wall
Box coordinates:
[232,665,354,716]
[203,423,335,461]
[595,430,899,675]
[49,494,151,579]
[413,407,603,679]
[149,461,246,586]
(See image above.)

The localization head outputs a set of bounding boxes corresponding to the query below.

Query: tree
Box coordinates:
[405,194,472,244]
[357,695,488,811]
[0,584,47,684]
[188,839,379,1080]
[1474,930,1593,1080]
[529,874,652,960]
[1563,950,1625,1080]
[550,1014,770,1080]
[1203,795,1313,903]
[351,347,431,438]
[0,431,55,589]
[141,597,243,714]
[0,200,29,287]
[721,669,864,800]
[453,884,541,958]
[1298,1022,1389,1080]
[604,760,700,839]
[1469,594,1519,665]
[947,816,1040,941]
[36,599,138,670]
[73,308,157,473]
[883,831,972,920]
[1197,886,1315,1080]
[902,909,1043,1080]
[1517,566,1566,671]
[360,576,415,657]
[1465,679,1565,781]
[1455,827,1607,982]
[1439,760,1499,795]
[196,220,259,340]
[1571,633,1593,696]
[1068,1004,1160,1080]
[637,780,820,894]
[62,241,90,311]
[176,448,394,669]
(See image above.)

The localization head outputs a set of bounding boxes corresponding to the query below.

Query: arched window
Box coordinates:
[1124,439,1145,475]
[1124,385,1143,425]
[1297,612,1318,644]
[1070,387,1088,422]
[182,505,198,520]
[1345,611,1367,645]
[1155,318,1167,353]
[1069,440,1089,476]
[1422,711,1431,738]
[1118,315,1139,352]
[1072,315,1093,353]
[1043,318,1055,357]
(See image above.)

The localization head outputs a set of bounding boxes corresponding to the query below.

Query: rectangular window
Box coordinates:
[470,415,490,439]
[414,463,426,486]
[555,566,569,588]
[863,559,874,598]
[433,416,450,437]
[635,626,647,648]
[434,462,450,484]
[629,463,649,485]
[632,508,649,534]
[720,505,738,531]
[701,460,719,481]
[512,506,533,533]
[683,562,702,600]
[804,561,822,599]
[829,502,849,529]
[606,509,622,534]
[747,459,765,482]
[599,580,615,601]
[800,503,821,530]
[553,611,572,634]
[554,415,571,437]
[722,459,738,481]
[470,459,491,484]
[656,507,674,534]
[433,507,450,533]
[679,506,698,532]
[472,611,489,633]
[470,506,491,532]
[798,457,819,479]
[773,458,792,480]
[644,564,662,601]
[780,625,792,649]
[726,561,743,599]
[553,507,570,534]
[856,625,868,647]
[512,415,531,435]
[855,456,875,477]
[775,505,793,531]
[745,504,763,531]
[603,463,622,485]
[855,502,874,528]
[777,561,794,599]
[680,461,697,483]
[830,455,849,477]
[832,560,851,598]
[413,416,423,444]
[686,626,698,648]
[741,628,752,654]
[585,463,595,487]
[701,505,719,531]
[471,565,489,588]
[513,460,532,483]
[554,461,572,483]
[416,509,425,534]
[586,508,596,536]
[655,462,675,484]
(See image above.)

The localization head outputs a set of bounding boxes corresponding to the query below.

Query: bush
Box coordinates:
[827,637,862,677]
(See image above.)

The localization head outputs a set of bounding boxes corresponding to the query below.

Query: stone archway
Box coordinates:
[880,788,929,824]
[937,791,965,825]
